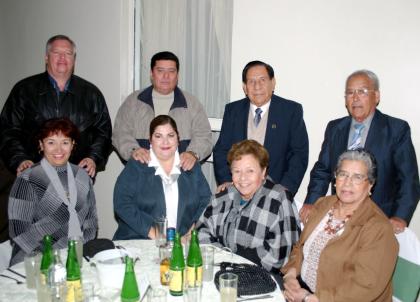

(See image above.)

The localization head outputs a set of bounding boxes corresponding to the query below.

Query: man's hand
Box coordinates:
[216,182,232,194]
[180,151,197,171]
[390,217,407,234]
[132,147,151,164]
[78,158,96,177]
[299,204,314,225]
[16,160,34,175]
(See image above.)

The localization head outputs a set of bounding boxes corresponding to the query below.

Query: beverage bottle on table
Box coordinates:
[159,227,175,285]
[121,256,140,302]
[167,227,175,248]
[186,229,203,287]
[41,235,53,278]
[66,240,82,302]
[48,250,67,302]
[169,232,185,296]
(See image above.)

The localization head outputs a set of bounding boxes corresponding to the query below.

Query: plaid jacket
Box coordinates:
[196,178,300,273]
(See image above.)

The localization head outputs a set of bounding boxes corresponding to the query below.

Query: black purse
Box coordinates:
[214,262,277,296]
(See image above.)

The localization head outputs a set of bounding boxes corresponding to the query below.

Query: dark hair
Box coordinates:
[38,117,80,142]
[46,34,76,55]
[150,51,179,71]
[335,149,377,184]
[149,115,179,141]
[242,60,275,83]
[227,139,269,169]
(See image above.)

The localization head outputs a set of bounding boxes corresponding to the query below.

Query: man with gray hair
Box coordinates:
[300,69,420,233]
[0,34,112,177]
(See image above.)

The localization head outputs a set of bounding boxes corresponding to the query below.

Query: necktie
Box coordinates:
[348,123,365,150]
[254,107,262,127]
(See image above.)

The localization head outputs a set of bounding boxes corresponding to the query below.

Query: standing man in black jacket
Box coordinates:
[0,35,112,245]
[0,34,112,177]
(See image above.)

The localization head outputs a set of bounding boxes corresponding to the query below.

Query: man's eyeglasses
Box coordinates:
[335,170,368,185]
[344,88,374,98]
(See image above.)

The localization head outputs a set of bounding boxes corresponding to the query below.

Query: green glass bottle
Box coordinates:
[66,240,82,302]
[169,232,185,296]
[40,235,53,278]
[186,230,203,287]
[121,256,140,302]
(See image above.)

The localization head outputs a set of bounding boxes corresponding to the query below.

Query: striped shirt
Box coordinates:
[8,162,98,265]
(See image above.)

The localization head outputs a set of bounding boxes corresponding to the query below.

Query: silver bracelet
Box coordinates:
[302,292,312,302]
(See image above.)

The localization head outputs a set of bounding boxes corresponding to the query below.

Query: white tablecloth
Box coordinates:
[0,240,285,301]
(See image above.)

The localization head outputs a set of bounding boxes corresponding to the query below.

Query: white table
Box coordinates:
[0,240,285,301]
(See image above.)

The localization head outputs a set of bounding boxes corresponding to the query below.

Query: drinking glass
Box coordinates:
[35,272,52,302]
[147,287,167,302]
[219,273,238,302]
[154,217,167,248]
[69,236,84,268]
[201,245,215,282]
[24,251,41,289]
[184,284,202,302]
[83,282,111,302]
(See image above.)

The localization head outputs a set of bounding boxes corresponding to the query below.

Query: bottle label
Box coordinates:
[160,258,170,286]
[66,279,83,302]
[169,269,184,294]
[186,266,202,286]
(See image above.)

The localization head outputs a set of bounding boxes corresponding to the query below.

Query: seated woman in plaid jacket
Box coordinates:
[196,140,300,273]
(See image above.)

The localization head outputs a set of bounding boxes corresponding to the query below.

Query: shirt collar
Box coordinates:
[250,100,271,116]
[351,111,375,128]
[48,73,70,95]
[148,148,181,178]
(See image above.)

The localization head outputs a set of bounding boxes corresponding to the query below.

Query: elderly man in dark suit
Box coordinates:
[213,60,309,197]
[300,69,420,233]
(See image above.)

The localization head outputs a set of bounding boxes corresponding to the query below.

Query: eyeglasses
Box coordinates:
[344,88,374,98]
[335,171,368,185]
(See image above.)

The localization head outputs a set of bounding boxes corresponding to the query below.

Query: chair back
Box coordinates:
[392,228,420,302]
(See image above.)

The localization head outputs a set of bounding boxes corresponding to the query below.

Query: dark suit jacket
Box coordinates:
[213,94,309,196]
[305,109,420,223]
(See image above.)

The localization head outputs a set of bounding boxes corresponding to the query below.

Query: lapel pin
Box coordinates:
[272,124,276,129]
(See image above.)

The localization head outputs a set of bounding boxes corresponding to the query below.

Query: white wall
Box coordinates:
[231,0,420,236]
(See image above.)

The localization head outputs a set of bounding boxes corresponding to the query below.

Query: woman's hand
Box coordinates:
[148,226,156,239]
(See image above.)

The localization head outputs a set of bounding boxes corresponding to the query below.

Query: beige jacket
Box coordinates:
[282,195,398,302]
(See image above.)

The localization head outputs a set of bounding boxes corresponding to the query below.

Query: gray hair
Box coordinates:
[345,69,380,91]
[45,35,77,56]
[335,149,377,184]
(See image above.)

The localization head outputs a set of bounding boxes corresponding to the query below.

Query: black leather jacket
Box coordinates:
[0,72,112,172]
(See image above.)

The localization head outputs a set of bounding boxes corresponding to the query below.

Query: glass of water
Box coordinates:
[24,251,41,289]
[219,273,238,302]
[154,217,167,247]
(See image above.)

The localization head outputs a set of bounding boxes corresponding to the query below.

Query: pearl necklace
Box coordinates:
[324,206,352,235]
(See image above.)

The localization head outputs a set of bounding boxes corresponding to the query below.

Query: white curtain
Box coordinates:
[136,0,233,118]
[135,0,233,191]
